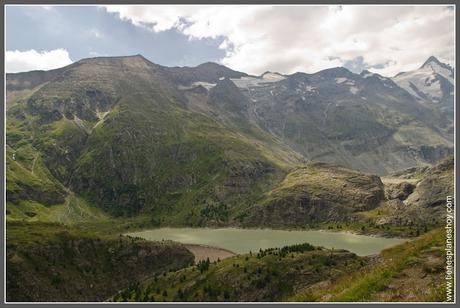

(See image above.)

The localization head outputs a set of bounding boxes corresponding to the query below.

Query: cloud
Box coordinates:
[5,48,73,73]
[103,5,454,76]
[85,28,102,39]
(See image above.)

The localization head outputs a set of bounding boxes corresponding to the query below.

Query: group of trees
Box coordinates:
[256,242,316,258]
[199,202,229,223]
[196,257,211,273]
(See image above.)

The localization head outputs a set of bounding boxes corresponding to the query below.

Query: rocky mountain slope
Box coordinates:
[6,56,295,222]
[393,56,454,119]
[224,64,452,174]
[376,157,454,228]
[6,55,453,223]
[243,162,385,227]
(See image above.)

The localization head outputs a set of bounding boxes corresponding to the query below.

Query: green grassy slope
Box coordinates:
[292,228,449,302]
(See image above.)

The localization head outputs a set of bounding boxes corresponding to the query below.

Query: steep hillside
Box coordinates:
[167,60,453,175]
[292,228,448,302]
[353,157,454,237]
[226,66,452,174]
[6,55,299,222]
[243,162,385,227]
[385,157,453,226]
[112,243,365,302]
[6,66,69,108]
[6,222,194,302]
[6,144,66,207]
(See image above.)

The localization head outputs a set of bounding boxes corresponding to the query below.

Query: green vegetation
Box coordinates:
[291,228,449,302]
[112,243,364,302]
[6,144,66,206]
[6,221,194,301]
[244,162,385,227]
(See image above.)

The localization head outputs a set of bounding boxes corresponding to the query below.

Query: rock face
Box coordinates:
[405,157,454,209]
[385,182,416,201]
[6,229,194,302]
[244,162,385,227]
[376,157,454,228]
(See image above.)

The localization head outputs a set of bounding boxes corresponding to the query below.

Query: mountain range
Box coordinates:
[6,55,454,224]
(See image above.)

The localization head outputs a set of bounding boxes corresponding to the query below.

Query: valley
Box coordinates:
[5,54,454,302]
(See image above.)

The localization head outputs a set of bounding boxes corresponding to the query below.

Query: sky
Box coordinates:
[5,5,455,77]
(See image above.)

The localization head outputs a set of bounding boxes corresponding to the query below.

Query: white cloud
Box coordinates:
[103,5,454,76]
[5,49,73,73]
[85,28,102,39]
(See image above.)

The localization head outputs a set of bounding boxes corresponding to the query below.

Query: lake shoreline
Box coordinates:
[127,225,409,240]
[126,227,407,256]
[183,244,236,262]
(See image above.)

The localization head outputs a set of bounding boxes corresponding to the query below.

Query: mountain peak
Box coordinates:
[314,66,354,79]
[76,54,154,67]
[360,70,374,77]
[196,62,226,69]
[194,62,248,77]
[420,56,443,69]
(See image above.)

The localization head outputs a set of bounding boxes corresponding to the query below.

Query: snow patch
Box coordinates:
[335,77,347,84]
[192,81,216,90]
[262,72,286,82]
[349,86,359,95]
[231,74,284,89]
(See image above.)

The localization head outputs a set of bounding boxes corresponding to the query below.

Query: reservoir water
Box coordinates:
[127,227,406,256]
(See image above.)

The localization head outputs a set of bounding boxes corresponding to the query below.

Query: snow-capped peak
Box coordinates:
[392,56,454,102]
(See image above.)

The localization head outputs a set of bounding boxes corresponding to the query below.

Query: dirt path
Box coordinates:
[93,110,110,130]
[31,153,39,174]
[184,244,236,262]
